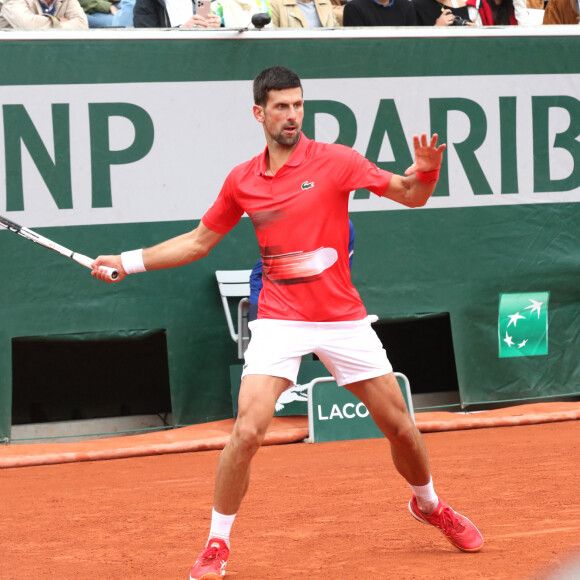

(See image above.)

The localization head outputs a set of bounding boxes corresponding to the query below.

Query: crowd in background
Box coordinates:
[0,0,577,35]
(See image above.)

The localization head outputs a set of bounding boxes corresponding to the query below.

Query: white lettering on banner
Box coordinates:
[329,405,342,420]
[317,402,370,421]
[0,75,578,229]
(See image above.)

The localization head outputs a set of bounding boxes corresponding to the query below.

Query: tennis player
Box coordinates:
[93,65,483,579]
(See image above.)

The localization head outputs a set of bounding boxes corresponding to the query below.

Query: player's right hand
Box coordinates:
[92,255,126,283]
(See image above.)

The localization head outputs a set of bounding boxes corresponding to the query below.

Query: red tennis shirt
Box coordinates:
[202,134,393,322]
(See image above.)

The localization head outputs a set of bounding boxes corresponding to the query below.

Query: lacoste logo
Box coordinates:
[301,181,314,190]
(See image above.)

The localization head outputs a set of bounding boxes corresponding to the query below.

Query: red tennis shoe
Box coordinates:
[409,496,484,552]
[189,538,229,580]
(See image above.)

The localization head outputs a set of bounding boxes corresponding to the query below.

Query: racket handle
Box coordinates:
[74,253,119,281]
[101,265,120,281]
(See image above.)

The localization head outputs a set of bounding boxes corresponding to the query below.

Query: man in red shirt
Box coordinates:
[93,66,483,579]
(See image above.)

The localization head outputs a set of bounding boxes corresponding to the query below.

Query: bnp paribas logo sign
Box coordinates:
[498,292,549,358]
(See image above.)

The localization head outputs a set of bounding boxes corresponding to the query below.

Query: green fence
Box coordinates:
[0,29,579,441]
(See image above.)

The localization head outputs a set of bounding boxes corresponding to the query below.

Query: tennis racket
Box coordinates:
[0,214,118,280]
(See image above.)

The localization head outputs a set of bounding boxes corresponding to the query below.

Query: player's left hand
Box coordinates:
[404,133,446,176]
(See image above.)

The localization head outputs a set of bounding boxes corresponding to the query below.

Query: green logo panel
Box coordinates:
[498,292,549,358]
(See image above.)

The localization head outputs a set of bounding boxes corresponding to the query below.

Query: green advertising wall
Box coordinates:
[0,29,579,441]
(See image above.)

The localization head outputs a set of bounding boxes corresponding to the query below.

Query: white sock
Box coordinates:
[410,477,439,514]
[208,508,236,548]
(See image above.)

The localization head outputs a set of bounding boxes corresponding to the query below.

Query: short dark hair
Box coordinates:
[253,66,303,107]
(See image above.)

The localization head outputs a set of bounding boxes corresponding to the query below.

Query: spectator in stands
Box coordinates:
[513,0,545,24]
[543,0,579,22]
[413,0,475,25]
[133,0,222,27]
[269,0,338,27]
[415,0,541,24]
[78,0,135,26]
[211,0,272,27]
[0,0,88,27]
[465,0,518,24]
[343,0,417,26]
[331,0,345,23]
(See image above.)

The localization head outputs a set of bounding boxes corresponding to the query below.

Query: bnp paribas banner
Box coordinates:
[0,71,579,229]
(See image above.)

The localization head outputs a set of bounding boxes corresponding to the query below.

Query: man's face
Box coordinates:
[254,87,304,148]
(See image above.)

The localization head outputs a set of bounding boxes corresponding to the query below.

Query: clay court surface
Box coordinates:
[1,414,580,580]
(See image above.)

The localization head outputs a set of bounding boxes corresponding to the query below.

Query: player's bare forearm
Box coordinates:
[383,133,446,208]
[143,225,223,270]
[92,222,224,283]
[386,174,439,208]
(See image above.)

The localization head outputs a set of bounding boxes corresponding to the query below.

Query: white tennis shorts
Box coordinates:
[242,315,392,387]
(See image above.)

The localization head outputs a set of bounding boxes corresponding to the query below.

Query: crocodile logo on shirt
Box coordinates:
[301,181,314,190]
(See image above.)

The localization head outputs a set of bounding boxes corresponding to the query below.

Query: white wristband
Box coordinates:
[121,249,146,274]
